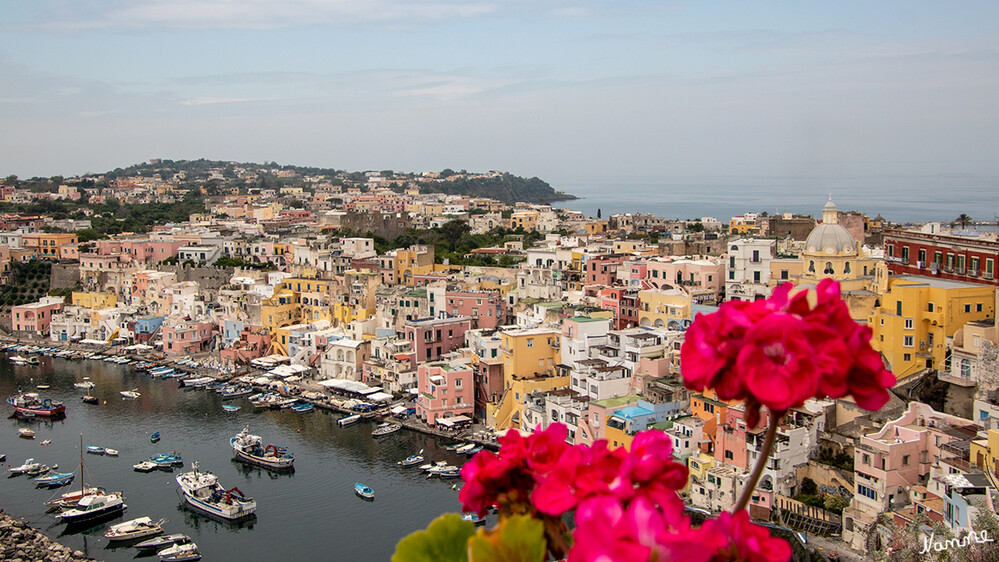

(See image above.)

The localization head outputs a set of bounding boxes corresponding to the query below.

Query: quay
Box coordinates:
[1,336,500,452]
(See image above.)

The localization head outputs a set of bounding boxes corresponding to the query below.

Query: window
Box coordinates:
[903,455,910,466]
[729,256,735,268]
[918,249,926,264]
[780,270,789,280]
[976,303,983,312]
[928,302,935,312]
[862,453,870,465]
[724,450,734,460]
[971,257,979,273]
[904,353,911,362]
[904,318,914,329]
[987,259,995,277]
[753,271,761,283]
[857,484,877,500]
[752,250,760,263]
[901,247,909,262]
[824,261,834,274]
[965,304,972,313]
[897,301,903,316]
[961,359,971,378]
[729,271,735,280]
[527,338,533,348]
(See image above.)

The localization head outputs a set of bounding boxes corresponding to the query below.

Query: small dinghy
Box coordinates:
[158,542,201,562]
[135,533,191,551]
[222,405,240,413]
[354,482,374,500]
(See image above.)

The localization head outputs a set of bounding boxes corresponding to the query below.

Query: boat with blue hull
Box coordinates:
[354,483,374,500]
[7,392,66,417]
[176,461,256,521]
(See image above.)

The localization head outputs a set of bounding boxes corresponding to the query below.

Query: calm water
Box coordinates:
[550,173,999,223]
[1,355,471,561]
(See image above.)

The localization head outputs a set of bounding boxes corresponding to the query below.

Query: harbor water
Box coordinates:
[1,354,471,561]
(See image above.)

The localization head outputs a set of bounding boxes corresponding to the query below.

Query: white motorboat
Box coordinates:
[158,542,201,562]
[371,423,402,437]
[454,443,476,454]
[120,389,141,399]
[176,462,256,520]
[230,426,294,470]
[133,461,158,472]
[55,492,126,523]
[136,534,190,551]
[9,458,41,474]
[104,516,166,541]
[74,381,95,390]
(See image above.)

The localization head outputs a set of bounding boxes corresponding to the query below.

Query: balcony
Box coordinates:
[968,269,978,277]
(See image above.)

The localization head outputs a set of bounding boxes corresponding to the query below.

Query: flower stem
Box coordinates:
[733,408,783,513]
[543,516,570,559]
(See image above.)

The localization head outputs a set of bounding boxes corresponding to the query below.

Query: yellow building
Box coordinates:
[261,277,333,342]
[489,327,566,430]
[72,291,117,309]
[509,210,539,231]
[585,220,609,236]
[970,429,998,481]
[729,216,757,235]
[637,288,691,329]
[394,245,435,285]
[869,275,995,380]
[22,232,78,257]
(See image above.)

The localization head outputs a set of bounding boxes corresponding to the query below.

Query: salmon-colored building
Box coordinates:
[415,361,474,426]
[12,297,65,335]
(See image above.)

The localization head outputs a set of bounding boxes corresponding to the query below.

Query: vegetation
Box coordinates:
[815,447,854,471]
[0,259,53,308]
[419,173,573,204]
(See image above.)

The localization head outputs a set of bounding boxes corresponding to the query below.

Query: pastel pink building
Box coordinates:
[162,321,214,356]
[584,254,627,287]
[645,257,725,300]
[714,406,751,470]
[415,361,473,426]
[442,290,505,330]
[403,315,473,364]
[221,326,273,367]
[12,297,65,335]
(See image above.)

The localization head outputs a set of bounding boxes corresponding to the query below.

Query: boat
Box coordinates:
[105,448,119,456]
[465,447,483,456]
[81,394,98,404]
[40,439,51,445]
[151,451,184,469]
[44,486,106,509]
[290,403,314,414]
[19,428,35,439]
[372,422,402,437]
[7,392,66,417]
[445,443,465,451]
[9,355,31,365]
[121,389,141,399]
[73,381,95,390]
[55,492,126,523]
[220,386,252,399]
[222,405,240,413]
[10,458,42,474]
[354,483,374,500]
[104,516,166,541]
[454,443,476,454]
[135,533,191,551]
[179,376,215,388]
[36,384,50,390]
[158,542,201,562]
[26,463,52,476]
[397,451,425,468]
[35,472,75,488]
[336,414,361,427]
[230,426,294,470]
[426,463,461,477]
[151,432,161,443]
[134,461,158,472]
[86,445,106,455]
[176,461,256,520]
[462,512,486,526]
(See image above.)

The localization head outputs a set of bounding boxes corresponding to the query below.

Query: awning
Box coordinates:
[390,405,408,415]
[124,344,153,351]
[437,415,472,427]
[80,339,106,345]
[367,392,393,403]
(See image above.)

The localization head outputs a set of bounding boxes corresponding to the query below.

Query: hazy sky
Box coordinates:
[2,1,998,185]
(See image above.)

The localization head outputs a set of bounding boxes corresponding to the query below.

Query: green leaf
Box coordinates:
[469,515,546,562]
[392,513,475,562]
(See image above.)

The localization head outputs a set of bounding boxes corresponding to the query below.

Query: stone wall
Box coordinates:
[0,511,94,561]
[49,263,80,290]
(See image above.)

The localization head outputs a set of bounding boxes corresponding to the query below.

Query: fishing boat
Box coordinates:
[336,414,361,427]
[81,394,99,405]
[397,451,425,468]
[104,516,166,541]
[120,389,141,399]
[135,533,190,551]
[9,458,42,474]
[176,461,256,520]
[222,404,240,413]
[86,446,106,455]
[354,483,374,500]
[133,461,158,472]
[7,392,66,417]
[158,542,201,562]
[73,381,95,390]
[230,426,294,470]
[219,385,252,399]
[290,403,314,414]
[150,432,161,443]
[19,428,36,439]
[35,471,75,488]
[371,422,402,437]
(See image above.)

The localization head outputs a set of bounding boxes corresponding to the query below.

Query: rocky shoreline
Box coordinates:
[0,511,95,562]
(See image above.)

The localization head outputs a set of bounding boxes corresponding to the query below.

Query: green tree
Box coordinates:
[955,214,973,229]
[800,477,818,496]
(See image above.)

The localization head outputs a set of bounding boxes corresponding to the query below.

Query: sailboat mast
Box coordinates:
[80,433,84,495]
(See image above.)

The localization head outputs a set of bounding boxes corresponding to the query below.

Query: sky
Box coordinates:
[2,1,999,187]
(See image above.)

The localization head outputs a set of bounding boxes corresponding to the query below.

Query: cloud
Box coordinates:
[25,0,499,31]
[180,97,266,106]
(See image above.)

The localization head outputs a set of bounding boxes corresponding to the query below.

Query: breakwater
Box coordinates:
[0,511,94,562]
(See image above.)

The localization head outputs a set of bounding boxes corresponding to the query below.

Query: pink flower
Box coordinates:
[695,510,792,562]
[739,313,819,412]
[526,423,570,476]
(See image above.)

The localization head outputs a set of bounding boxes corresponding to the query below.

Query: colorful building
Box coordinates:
[415,361,474,426]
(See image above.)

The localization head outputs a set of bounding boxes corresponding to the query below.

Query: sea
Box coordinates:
[1,355,472,561]
[547,174,999,224]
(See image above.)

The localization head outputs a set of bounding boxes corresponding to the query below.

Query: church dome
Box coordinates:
[805,223,855,255]
[804,196,856,255]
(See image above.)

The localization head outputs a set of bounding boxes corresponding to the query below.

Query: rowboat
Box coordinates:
[121,389,141,399]
[354,483,374,500]
[222,405,240,413]
[133,461,158,472]
[135,533,191,551]
[371,423,402,437]
[86,446,105,455]
[19,428,35,439]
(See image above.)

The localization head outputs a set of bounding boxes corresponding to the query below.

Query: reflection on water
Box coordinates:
[1,354,463,561]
